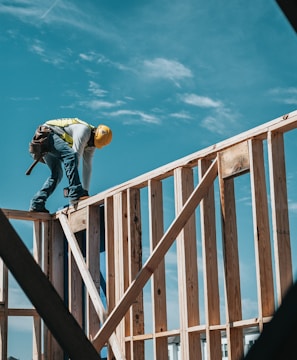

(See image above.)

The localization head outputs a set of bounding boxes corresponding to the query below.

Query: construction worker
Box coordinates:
[29,118,112,213]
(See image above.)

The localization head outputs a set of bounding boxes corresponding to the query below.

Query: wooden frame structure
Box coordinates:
[1,110,297,359]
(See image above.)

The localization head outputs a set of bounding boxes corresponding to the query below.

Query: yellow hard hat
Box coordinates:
[94,124,112,149]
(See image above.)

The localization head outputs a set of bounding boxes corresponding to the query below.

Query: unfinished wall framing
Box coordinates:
[1,110,297,359]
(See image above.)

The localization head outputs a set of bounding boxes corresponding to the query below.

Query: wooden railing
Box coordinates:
[1,110,297,359]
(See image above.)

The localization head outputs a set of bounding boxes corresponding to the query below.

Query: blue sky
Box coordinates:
[1,0,297,359]
[1,0,297,212]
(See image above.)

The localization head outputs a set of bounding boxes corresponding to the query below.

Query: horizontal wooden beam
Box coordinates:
[1,208,51,221]
[0,209,101,360]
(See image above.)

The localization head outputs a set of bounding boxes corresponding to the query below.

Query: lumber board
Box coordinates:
[218,178,242,323]
[0,314,7,360]
[175,167,200,327]
[249,139,275,318]
[32,221,42,360]
[218,141,250,178]
[127,188,144,359]
[48,219,64,358]
[0,259,6,303]
[121,192,130,350]
[0,209,101,360]
[42,218,50,357]
[50,220,64,297]
[86,205,101,339]
[124,328,181,341]
[0,258,8,360]
[267,131,292,304]
[33,317,41,360]
[174,167,201,360]
[104,196,116,360]
[148,179,168,359]
[105,196,115,310]
[218,169,243,359]
[4,308,38,316]
[113,193,127,353]
[199,159,222,360]
[91,158,218,351]
[1,208,51,221]
[69,231,84,326]
[69,207,88,232]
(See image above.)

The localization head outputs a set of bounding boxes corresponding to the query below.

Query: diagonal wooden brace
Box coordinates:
[91,158,218,351]
[58,213,126,359]
[0,209,101,360]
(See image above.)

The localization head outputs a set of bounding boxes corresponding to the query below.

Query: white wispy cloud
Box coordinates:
[0,0,40,18]
[29,39,65,65]
[9,285,32,309]
[79,52,109,64]
[30,41,45,56]
[109,109,160,125]
[169,111,192,120]
[10,96,39,101]
[9,316,33,332]
[269,87,297,95]
[143,58,193,86]
[237,195,252,206]
[0,0,62,21]
[88,81,108,98]
[80,99,124,110]
[79,51,133,72]
[268,87,297,105]
[180,93,240,136]
[181,93,222,108]
[289,202,297,213]
[242,297,258,319]
[284,99,297,105]
[203,105,241,135]
[201,113,235,136]
[0,1,120,42]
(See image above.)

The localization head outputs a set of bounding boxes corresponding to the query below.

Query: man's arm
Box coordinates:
[70,124,92,158]
[82,147,95,191]
[68,124,94,190]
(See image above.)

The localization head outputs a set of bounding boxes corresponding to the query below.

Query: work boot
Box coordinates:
[69,190,90,205]
[79,189,90,201]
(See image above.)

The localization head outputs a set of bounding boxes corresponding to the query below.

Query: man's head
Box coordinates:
[94,124,112,149]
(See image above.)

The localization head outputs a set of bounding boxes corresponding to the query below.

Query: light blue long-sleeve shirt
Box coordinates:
[66,123,95,191]
[45,120,96,191]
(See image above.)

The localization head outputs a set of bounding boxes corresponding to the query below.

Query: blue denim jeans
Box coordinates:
[30,132,84,210]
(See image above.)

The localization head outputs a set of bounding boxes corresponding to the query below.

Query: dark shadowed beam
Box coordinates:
[276,0,297,33]
[0,209,101,360]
